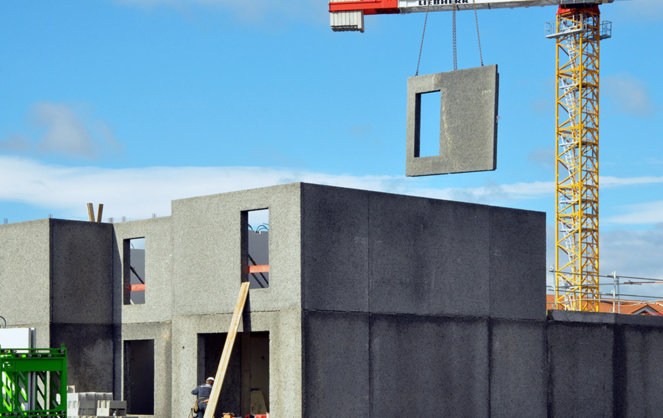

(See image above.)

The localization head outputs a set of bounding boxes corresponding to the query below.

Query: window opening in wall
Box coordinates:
[198,332,270,416]
[244,209,269,289]
[124,339,155,415]
[416,90,442,157]
[124,237,146,305]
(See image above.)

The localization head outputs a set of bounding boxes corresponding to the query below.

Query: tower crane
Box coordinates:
[329,0,613,312]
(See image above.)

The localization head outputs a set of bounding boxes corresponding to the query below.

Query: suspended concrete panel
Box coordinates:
[406,65,499,176]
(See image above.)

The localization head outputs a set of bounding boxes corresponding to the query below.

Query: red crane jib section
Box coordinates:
[557,4,599,15]
[329,0,399,15]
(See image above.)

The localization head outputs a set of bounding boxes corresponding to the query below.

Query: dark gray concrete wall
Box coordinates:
[50,219,114,325]
[51,323,114,393]
[301,184,546,320]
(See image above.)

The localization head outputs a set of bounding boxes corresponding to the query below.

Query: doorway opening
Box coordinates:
[197,332,269,416]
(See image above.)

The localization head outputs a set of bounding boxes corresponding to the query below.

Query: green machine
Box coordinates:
[0,346,67,417]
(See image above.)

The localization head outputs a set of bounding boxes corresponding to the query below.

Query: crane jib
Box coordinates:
[329,0,614,16]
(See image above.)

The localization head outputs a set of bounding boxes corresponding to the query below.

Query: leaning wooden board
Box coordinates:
[204,281,251,418]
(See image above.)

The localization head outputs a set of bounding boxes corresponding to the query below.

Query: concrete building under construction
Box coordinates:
[2,182,663,417]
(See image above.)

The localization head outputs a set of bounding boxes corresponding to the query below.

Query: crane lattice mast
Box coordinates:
[547,5,610,311]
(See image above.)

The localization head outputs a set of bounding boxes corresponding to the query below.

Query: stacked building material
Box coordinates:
[66,388,133,418]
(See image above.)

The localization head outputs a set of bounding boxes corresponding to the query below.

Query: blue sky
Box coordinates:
[1,0,662,296]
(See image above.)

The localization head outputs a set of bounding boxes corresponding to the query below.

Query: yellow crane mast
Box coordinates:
[329,0,612,311]
[548,6,611,311]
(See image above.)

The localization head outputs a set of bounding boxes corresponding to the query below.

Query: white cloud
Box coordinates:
[604,201,663,225]
[0,156,552,222]
[603,73,658,117]
[0,102,122,160]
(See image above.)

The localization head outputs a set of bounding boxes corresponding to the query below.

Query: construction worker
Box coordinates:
[191,377,214,418]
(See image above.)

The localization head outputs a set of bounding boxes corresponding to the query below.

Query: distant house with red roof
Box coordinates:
[547,294,663,315]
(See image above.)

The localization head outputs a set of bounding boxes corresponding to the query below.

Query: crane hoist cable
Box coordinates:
[415,0,431,76]
[452,5,458,70]
[416,0,484,75]
[473,0,484,66]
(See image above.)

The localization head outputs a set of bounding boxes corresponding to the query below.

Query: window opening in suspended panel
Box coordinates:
[244,209,269,289]
[415,90,442,157]
[124,237,146,305]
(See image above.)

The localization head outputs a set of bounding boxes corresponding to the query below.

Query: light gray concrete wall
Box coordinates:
[171,310,302,418]
[406,65,499,176]
[171,183,302,317]
[0,220,51,341]
[118,322,172,418]
[112,217,173,324]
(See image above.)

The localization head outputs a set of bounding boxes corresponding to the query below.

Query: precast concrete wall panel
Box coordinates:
[622,326,663,417]
[171,183,302,316]
[0,220,51,328]
[50,220,113,324]
[490,319,547,418]
[370,314,489,417]
[301,184,369,312]
[51,323,113,392]
[406,65,498,176]
[548,322,614,417]
[488,208,546,320]
[302,311,369,417]
[368,193,491,317]
[113,217,173,324]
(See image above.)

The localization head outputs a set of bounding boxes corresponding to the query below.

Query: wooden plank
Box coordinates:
[204,281,251,418]
[87,203,95,222]
[96,203,104,223]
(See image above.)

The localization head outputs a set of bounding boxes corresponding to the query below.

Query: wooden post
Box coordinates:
[87,203,95,222]
[204,281,250,418]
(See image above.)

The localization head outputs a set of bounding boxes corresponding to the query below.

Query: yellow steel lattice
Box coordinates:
[554,6,601,312]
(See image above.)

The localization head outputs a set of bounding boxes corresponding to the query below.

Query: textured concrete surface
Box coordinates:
[171,309,302,418]
[113,217,173,324]
[303,311,369,417]
[406,65,499,176]
[0,220,51,328]
[119,322,172,418]
[490,319,547,418]
[548,321,614,417]
[50,220,114,325]
[51,324,114,393]
[370,314,489,417]
[621,326,663,417]
[301,184,369,312]
[369,192,491,316]
[488,207,546,320]
[171,183,302,317]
